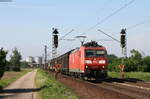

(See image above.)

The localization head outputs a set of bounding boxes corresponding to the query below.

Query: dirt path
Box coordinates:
[0,69,37,99]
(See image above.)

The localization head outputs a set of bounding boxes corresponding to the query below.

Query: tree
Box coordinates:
[130,49,142,61]
[141,56,150,72]
[10,48,22,71]
[107,54,120,72]
[107,49,150,72]
[108,49,147,72]
[0,48,7,78]
[21,61,29,68]
[107,54,118,64]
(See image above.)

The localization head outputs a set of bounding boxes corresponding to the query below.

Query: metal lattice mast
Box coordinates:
[52,43,57,59]
[124,41,127,58]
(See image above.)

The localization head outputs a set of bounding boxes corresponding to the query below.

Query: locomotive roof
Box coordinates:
[83,41,103,47]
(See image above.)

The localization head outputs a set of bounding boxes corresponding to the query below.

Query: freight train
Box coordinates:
[48,41,108,79]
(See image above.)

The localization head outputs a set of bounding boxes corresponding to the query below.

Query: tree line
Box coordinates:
[108,49,150,72]
[0,48,22,79]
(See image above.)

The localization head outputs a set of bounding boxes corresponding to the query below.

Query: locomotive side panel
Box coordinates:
[69,50,81,72]
[80,47,86,73]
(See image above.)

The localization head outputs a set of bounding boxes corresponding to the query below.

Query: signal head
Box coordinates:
[53,28,59,34]
[54,35,58,48]
[120,34,126,48]
[120,29,126,34]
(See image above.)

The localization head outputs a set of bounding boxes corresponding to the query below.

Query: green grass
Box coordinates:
[108,72,150,81]
[35,69,78,99]
[0,68,32,89]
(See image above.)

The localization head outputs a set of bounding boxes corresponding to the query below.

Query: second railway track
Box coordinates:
[54,72,150,99]
[94,82,150,99]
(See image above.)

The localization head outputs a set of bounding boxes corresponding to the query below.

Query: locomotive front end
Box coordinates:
[84,47,108,79]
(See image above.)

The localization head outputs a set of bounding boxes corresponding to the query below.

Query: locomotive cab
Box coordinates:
[84,48,107,70]
[83,47,108,79]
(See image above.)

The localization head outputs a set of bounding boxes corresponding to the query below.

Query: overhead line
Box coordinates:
[127,18,150,30]
[59,29,74,41]
[97,29,120,43]
[80,0,135,35]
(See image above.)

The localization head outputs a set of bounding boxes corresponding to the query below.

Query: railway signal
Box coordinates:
[53,28,59,48]
[52,28,59,59]
[120,28,127,58]
[120,29,126,48]
[54,35,58,48]
[120,29,127,78]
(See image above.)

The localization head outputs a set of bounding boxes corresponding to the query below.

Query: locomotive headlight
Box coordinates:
[99,60,106,64]
[85,60,92,64]
[102,66,105,68]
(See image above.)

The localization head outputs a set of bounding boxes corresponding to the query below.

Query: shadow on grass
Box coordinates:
[88,77,143,83]
[0,85,51,98]
[0,85,51,94]
[104,77,143,83]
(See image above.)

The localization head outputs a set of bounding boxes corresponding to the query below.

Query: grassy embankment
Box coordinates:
[0,68,32,89]
[108,72,150,82]
[35,69,78,99]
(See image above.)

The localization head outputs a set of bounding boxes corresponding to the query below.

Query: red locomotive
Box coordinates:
[49,41,108,79]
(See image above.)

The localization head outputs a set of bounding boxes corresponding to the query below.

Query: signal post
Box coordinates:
[120,29,127,78]
[52,28,59,59]
[52,28,61,79]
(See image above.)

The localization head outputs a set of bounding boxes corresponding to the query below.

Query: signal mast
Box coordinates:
[120,29,127,59]
[52,28,59,59]
[119,29,127,78]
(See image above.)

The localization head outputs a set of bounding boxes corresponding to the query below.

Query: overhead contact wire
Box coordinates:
[80,0,135,35]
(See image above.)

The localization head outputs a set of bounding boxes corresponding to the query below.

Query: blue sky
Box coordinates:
[0,0,150,60]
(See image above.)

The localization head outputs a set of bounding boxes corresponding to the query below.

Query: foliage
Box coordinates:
[108,72,150,81]
[107,54,120,72]
[141,56,150,72]
[108,49,150,72]
[107,54,118,63]
[35,69,78,99]
[10,48,22,71]
[0,48,8,79]
[21,61,29,68]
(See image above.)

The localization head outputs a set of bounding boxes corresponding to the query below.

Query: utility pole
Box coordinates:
[44,45,47,64]
[44,45,47,69]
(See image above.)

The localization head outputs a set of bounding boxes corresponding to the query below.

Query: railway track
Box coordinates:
[94,82,150,99]
[59,73,150,99]
[47,71,150,99]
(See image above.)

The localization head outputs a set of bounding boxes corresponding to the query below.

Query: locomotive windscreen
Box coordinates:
[85,50,106,57]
